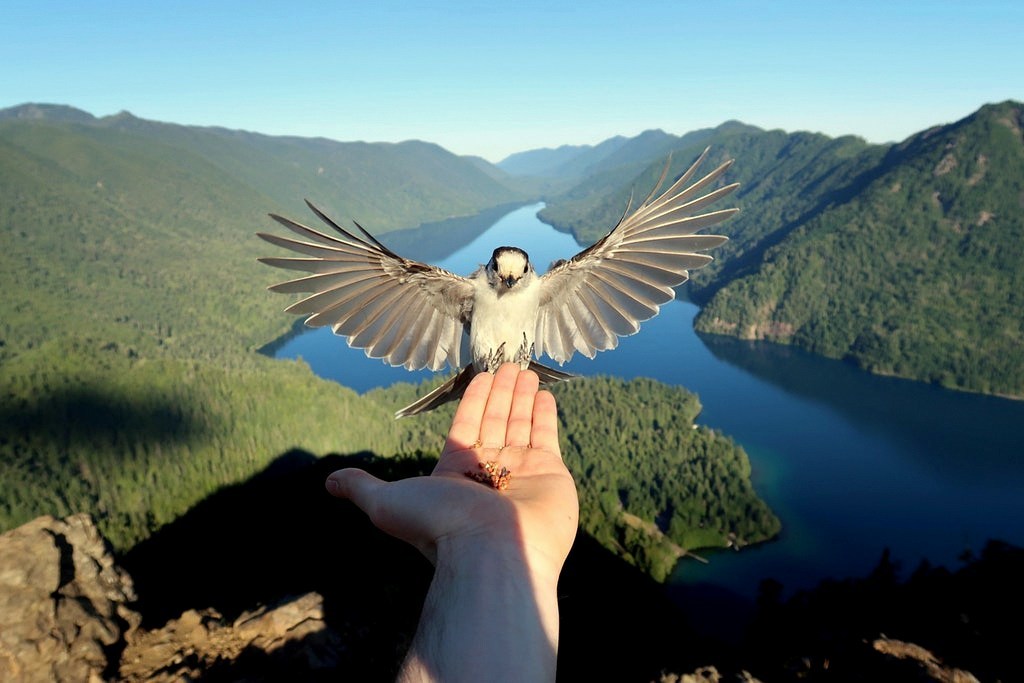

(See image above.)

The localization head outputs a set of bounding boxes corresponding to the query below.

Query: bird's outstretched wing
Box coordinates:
[535,147,737,363]
[258,201,474,371]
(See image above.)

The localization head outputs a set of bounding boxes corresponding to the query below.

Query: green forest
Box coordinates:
[3,98,1020,589]
[696,103,1024,396]
[539,101,1024,398]
[0,108,779,582]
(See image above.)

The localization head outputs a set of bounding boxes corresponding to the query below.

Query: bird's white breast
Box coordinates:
[469,273,541,370]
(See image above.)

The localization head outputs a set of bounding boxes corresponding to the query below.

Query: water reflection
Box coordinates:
[699,334,1024,486]
[380,202,526,263]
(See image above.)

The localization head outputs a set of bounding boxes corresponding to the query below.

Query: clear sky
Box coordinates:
[2,0,1021,162]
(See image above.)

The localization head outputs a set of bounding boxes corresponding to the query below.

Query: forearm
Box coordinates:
[397,537,561,683]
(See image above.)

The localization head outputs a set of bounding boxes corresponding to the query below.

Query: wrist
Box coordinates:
[436,530,564,591]
[401,532,562,682]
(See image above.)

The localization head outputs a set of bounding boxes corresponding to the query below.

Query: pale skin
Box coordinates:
[325,363,580,682]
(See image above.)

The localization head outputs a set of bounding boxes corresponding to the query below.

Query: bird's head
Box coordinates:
[486,246,532,290]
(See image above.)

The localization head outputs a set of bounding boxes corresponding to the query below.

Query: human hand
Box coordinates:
[326,363,578,682]
[325,363,579,579]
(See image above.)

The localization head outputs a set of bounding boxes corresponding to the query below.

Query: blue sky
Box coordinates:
[2,0,1020,161]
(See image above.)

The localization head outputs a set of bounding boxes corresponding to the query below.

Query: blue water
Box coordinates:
[274,203,1024,601]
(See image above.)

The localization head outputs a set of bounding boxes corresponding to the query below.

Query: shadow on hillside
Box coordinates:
[121,449,730,681]
[0,385,208,448]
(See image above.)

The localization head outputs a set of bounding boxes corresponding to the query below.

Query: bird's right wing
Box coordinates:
[534,148,737,363]
[258,202,474,372]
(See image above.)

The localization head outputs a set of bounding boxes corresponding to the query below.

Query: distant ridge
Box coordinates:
[0,102,98,123]
[497,122,765,181]
[0,102,527,234]
[497,142,605,177]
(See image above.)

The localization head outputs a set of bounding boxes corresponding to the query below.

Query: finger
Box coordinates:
[445,370,494,451]
[530,390,561,456]
[505,369,539,447]
[478,363,519,448]
[325,468,384,514]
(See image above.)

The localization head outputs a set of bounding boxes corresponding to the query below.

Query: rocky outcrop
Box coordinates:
[872,638,980,683]
[0,513,998,681]
[0,514,138,682]
[119,592,342,681]
[0,515,340,682]
[656,667,762,682]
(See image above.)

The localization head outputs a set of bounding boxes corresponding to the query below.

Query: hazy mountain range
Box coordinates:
[2,99,1021,400]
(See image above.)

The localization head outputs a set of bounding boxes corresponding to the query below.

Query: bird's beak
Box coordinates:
[503,275,516,288]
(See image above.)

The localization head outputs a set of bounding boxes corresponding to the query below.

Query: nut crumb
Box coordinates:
[464,461,512,490]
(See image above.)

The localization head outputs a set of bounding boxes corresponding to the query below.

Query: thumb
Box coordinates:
[325,468,384,515]
[325,468,438,563]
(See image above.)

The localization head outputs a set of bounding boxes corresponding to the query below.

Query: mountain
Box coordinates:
[497,141,607,177]
[0,104,524,233]
[696,101,1024,397]
[6,511,1013,681]
[538,102,1024,398]
[535,120,789,246]
[0,102,100,124]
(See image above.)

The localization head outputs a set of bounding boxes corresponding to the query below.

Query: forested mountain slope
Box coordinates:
[697,101,1024,397]
[0,104,778,580]
[539,122,879,291]
[1,104,524,232]
[539,101,1024,397]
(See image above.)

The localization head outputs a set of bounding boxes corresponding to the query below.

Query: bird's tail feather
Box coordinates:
[395,365,479,418]
[395,361,576,419]
[528,360,576,386]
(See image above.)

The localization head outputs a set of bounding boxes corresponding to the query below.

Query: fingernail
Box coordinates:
[325,477,340,495]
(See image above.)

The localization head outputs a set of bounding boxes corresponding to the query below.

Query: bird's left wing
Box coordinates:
[535,148,737,363]
[258,201,474,372]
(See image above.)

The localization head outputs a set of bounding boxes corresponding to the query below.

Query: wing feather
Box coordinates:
[595,263,675,303]
[604,262,681,290]
[268,265,384,295]
[611,251,714,274]
[284,274,383,316]
[258,257,358,274]
[551,307,577,361]
[564,298,600,357]
[619,234,730,251]
[571,287,621,354]
[536,148,737,363]
[259,203,473,371]
[339,285,417,340]
[579,281,637,337]
[385,303,440,368]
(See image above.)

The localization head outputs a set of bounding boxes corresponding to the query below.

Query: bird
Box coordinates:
[258,147,738,418]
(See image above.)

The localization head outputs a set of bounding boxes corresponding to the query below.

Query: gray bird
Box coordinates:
[258,147,738,417]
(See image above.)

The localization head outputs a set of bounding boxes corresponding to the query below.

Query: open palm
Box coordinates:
[326,364,579,576]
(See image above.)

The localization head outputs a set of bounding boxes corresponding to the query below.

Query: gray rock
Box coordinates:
[0,514,139,682]
[1,514,341,681]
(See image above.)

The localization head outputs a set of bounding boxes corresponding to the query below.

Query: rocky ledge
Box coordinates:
[0,514,990,681]
[0,514,340,682]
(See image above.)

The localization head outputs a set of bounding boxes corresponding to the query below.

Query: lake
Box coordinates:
[273,202,1024,604]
